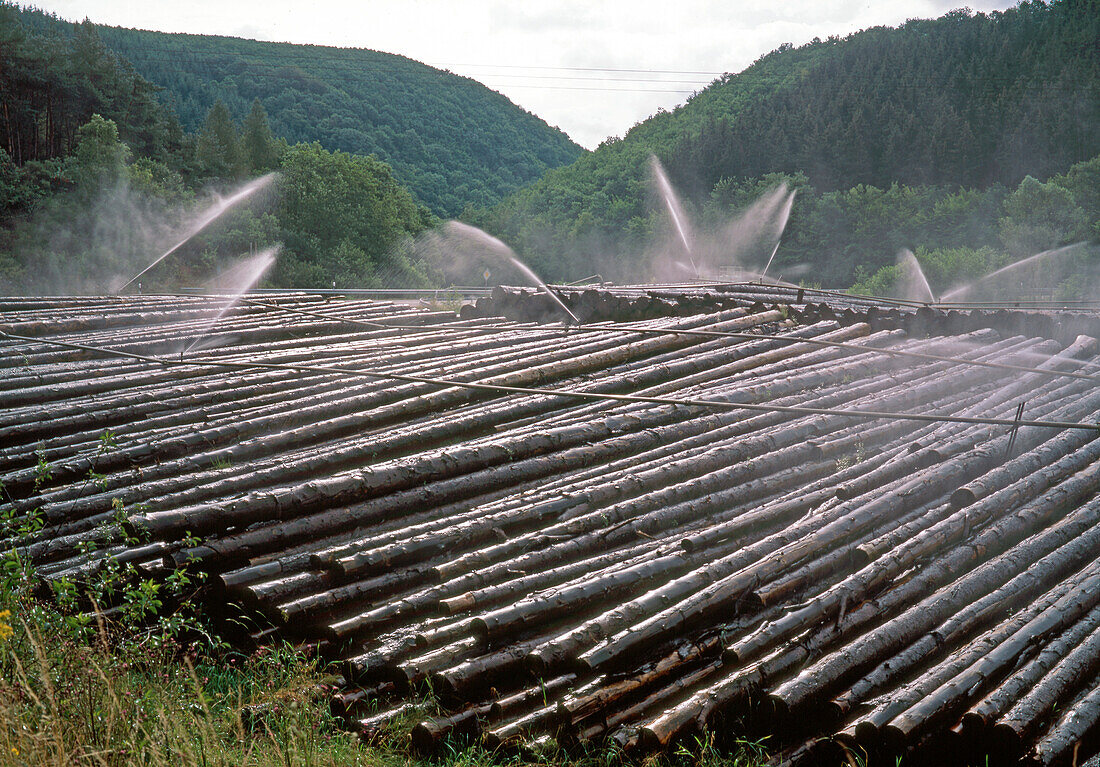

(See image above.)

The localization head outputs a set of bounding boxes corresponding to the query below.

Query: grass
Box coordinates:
[0,577,777,767]
[0,442,771,767]
[0,595,368,766]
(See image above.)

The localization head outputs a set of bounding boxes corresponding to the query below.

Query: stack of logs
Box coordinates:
[469,285,1100,346]
[2,288,1100,766]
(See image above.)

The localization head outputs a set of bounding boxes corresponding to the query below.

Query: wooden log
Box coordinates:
[19,316,653,517]
[1030,684,1100,767]
[323,412,727,577]
[436,442,834,604]
[489,674,576,721]
[731,423,1100,667]
[770,490,1100,716]
[273,566,438,623]
[482,701,563,750]
[951,425,1100,509]
[480,529,760,659]
[354,702,421,743]
[191,468,560,573]
[964,602,1100,733]
[439,539,663,618]
[411,703,494,753]
[558,636,721,725]
[330,681,395,718]
[580,443,992,672]
[395,636,485,690]
[474,547,689,645]
[626,659,730,749]
[428,332,1010,587]
[752,493,938,607]
[994,604,1100,755]
[126,311,786,539]
[840,561,1100,746]
[431,637,549,698]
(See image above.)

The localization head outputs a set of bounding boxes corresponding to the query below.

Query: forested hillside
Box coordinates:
[14,6,583,216]
[0,5,434,293]
[477,0,1100,289]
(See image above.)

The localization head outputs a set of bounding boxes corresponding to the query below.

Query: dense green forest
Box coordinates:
[474,0,1100,292]
[13,5,583,216]
[0,5,437,292]
[2,0,1098,297]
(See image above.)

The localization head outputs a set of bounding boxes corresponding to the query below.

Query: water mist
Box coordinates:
[897,249,936,303]
[649,157,698,277]
[183,246,279,354]
[647,156,796,283]
[117,173,278,293]
[939,242,1088,302]
[759,189,797,280]
[443,222,580,324]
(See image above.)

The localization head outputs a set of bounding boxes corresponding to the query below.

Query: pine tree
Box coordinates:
[241,98,279,172]
[195,99,242,180]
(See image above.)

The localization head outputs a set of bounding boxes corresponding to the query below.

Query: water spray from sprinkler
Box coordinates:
[939,242,1088,302]
[649,156,699,278]
[444,222,580,325]
[759,189,797,281]
[898,249,936,303]
[182,246,279,355]
[116,173,277,294]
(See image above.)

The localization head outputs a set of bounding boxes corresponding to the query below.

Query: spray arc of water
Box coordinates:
[649,156,699,277]
[759,189,797,280]
[897,249,936,303]
[183,246,279,355]
[444,222,580,324]
[117,173,277,294]
[939,242,1088,302]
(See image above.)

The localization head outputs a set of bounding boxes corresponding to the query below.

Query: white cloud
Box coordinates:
[29,0,1017,148]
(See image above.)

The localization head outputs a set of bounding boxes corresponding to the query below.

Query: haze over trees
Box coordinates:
[0,5,437,292]
[475,0,1100,292]
[13,5,583,217]
[1,0,1097,297]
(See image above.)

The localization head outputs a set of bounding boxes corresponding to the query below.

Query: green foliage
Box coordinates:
[11,4,583,216]
[72,114,131,189]
[1055,154,1100,235]
[849,263,901,299]
[0,8,456,293]
[240,99,282,173]
[0,7,181,170]
[478,0,1100,285]
[0,593,363,766]
[998,175,1089,257]
[196,100,245,181]
[275,142,435,288]
[915,246,1006,294]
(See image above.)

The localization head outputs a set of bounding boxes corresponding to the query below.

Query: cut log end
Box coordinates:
[524,650,550,675]
[468,616,489,639]
[767,692,792,719]
[951,487,978,508]
[990,721,1025,759]
[410,719,450,754]
[878,723,908,754]
[853,720,879,748]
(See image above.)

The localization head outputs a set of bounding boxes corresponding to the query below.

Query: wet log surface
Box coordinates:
[4,287,1100,765]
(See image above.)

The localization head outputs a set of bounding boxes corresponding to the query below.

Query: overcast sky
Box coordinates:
[30,0,1016,149]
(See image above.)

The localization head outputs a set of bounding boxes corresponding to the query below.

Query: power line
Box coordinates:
[105,50,709,95]
[478,83,697,94]
[101,45,1067,94]
[454,72,714,85]
[430,63,727,76]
